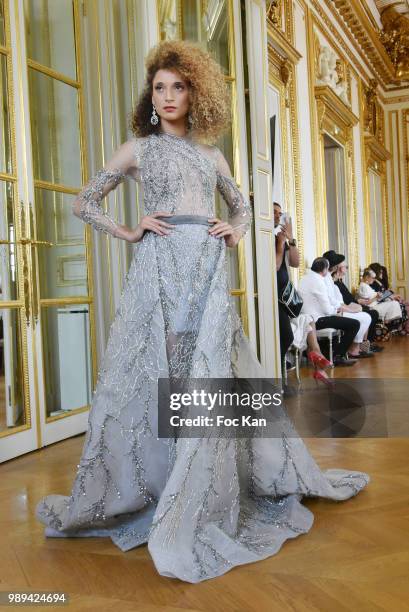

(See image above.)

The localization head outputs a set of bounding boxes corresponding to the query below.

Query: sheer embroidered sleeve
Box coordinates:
[214,147,253,239]
[72,138,140,237]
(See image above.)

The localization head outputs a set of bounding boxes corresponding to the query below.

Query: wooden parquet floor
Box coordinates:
[1,338,409,611]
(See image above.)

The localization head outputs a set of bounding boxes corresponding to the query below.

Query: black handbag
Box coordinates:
[279,279,303,318]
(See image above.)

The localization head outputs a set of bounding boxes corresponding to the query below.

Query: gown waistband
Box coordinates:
[155,214,211,226]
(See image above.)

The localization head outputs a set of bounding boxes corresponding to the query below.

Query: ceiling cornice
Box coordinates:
[327,0,400,85]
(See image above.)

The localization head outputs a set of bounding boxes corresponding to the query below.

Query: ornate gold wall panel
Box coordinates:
[359,76,391,270]
[267,19,305,276]
[388,109,407,293]
[323,0,395,86]
[313,84,360,285]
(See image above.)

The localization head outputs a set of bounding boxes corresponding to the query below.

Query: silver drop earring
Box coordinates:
[150,104,159,126]
[187,113,193,127]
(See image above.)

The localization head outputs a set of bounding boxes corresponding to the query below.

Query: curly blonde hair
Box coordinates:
[129,40,231,144]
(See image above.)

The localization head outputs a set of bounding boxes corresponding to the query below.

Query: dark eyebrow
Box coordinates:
[154,81,186,86]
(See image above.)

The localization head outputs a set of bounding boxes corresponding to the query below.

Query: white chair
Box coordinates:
[315,328,341,365]
[282,345,301,385]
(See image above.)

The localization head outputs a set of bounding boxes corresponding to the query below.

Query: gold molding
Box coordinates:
[266,22,302,66]
[348,133,360,290]
[267,69,289,210]
[383,94,409,105]
[0,0,33,442]
[364,134,391,170]
[312,81,359,285]
[359,76,391,272]
[56,254,87,286]
[401,109,409,285]
[305,7,325,257]
[34,178,79,195]
[40,296,92,306]
[266,0,282,30]
[288,64,305,277]
[36,0,97,423]
[379,5,409,81]
[315,85,359,134]
[388,109,406,284]
[324,0,396,85]
[0,171,16,181]
[359,77,372,263]
[225,0,249,337]
[26,58,80,88]
[310,0,377,86]
[267,34,305,276]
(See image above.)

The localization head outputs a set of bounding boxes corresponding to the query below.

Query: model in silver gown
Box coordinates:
[35,131,370,583]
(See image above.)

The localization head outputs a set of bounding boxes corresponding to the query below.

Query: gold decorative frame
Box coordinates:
[56,254,87,287]
[360,81,391,270]
[313,84,359,286]
[0,0,33,441]
[267,13,305,276]
[26,0,97,426]
[387,108,407,294]
[303,8,362,288]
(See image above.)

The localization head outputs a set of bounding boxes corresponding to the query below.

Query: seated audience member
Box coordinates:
[369,262,409,335]
[274,202,299,366]
[333,260,383,352]
[368,262,388,293]
[322,251,373,358]
[298,258,359,366]
[358,269,402,324]
[290,314,333,385]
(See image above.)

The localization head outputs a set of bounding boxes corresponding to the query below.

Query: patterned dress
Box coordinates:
[35,130,370,583]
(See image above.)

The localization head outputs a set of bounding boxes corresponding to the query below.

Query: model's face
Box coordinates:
[338,263,347,277]
[273,205,281,226]
[152,69,190,123]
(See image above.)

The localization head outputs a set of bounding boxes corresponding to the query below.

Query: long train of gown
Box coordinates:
[36,217,370,584]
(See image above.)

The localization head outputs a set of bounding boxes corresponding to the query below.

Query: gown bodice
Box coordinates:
[72,130,253,240]
[134,133,218,218]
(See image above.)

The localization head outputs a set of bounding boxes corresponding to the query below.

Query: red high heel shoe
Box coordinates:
[308,351,333,369]
[313,370,335,388]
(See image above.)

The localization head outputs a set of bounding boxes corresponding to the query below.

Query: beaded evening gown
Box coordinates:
[35,131,370,583]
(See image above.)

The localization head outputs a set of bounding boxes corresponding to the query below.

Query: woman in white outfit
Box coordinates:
[322,251,373,359]
[358,269,402,323]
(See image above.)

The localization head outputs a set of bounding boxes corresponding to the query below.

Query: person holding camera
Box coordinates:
[274,202,300,364]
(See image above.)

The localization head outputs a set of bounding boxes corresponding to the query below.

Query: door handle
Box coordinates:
[0,237,53,326]
[0,238,54,246]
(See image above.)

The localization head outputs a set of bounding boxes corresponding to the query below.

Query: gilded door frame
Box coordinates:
[0,0,33,446]
[1,0,97,458]
[314,85,359,287]
[267,37,305,277]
